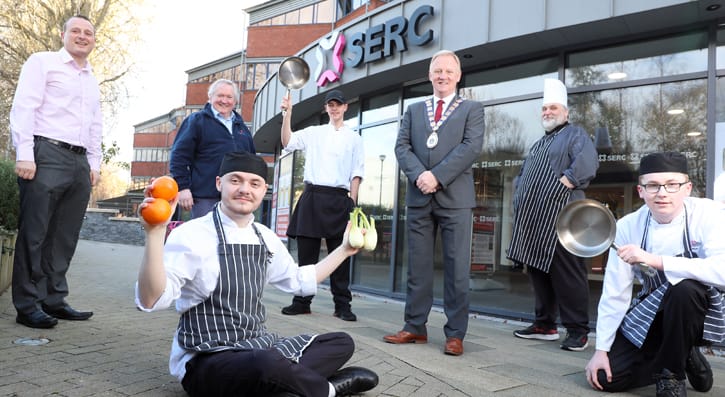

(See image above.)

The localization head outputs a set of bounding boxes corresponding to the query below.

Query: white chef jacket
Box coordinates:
[284,122,364,190]
[595,197,725,351]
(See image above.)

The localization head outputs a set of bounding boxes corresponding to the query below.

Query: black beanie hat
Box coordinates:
[639,151,688,176]
[218,151,268,183]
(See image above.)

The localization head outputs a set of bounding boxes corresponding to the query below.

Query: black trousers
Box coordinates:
[181,332,354,397]
[598,279,709,391]
[528,242,590,333]
[12,139,91,314]
[293,236,352,311]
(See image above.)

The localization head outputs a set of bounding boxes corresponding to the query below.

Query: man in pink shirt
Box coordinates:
[10,15,102,329]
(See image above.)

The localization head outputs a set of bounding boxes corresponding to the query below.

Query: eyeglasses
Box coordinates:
[639,181,689,194]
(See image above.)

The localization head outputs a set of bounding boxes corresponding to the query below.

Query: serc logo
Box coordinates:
[315,30,345,87]
[313,5,434,88]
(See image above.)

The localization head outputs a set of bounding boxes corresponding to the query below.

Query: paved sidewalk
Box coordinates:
[0,240,723,396]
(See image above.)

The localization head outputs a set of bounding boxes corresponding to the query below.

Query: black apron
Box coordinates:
[287,183,353,239]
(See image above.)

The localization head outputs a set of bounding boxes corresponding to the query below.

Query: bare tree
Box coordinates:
[638,80,707,195]
[483,106,526,156]
[0,0,145,161]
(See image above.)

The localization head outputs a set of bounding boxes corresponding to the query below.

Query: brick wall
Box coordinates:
[185,83,211,106]
[247,25,330,58]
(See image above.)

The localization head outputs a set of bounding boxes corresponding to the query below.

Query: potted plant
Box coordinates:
[0,159,19,294]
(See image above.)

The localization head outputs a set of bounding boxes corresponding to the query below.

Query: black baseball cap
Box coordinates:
[324,89,346,104]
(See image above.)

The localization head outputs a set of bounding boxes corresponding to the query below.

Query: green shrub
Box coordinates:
[0,160,19,232]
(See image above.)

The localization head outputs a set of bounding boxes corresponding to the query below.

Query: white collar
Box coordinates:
[214,205,256,229]
[212,107,233,121]
[433,92,456,108]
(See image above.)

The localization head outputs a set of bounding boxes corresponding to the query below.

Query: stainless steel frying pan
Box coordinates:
[278,56,310,116]
[279,56,310,91]
[556,199,656,276]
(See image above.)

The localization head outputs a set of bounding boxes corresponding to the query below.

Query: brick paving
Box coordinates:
[0,240,723,396]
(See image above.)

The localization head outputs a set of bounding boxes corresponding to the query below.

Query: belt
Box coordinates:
[34,135,87,155]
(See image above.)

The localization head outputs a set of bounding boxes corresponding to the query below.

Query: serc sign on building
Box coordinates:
[315,5,435,87]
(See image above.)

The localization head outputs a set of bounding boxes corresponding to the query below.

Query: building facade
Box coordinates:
[127,0,370,218]
[251,0,725,322]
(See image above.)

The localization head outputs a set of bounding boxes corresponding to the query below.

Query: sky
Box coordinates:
[109,0,266,162]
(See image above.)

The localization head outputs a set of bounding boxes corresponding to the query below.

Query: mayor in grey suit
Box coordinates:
[384,50,484,356]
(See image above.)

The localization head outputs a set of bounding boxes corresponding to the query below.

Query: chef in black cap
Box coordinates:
[279,89,364,321]
[135,151,378,397]
[586,151,725,396]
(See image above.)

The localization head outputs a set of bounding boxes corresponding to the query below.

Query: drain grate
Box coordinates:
[13,337,50,346]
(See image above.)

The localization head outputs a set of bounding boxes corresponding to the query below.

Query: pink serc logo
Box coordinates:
[315,31,346,87]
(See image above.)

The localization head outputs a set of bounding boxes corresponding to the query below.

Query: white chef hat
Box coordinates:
[542,78,567,108]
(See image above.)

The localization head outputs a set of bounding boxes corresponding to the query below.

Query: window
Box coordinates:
[361,91,398,125]
[465,58,558,102]
[189,65,241,84]
[354,121,397,291]
[245,62,279,90]
[337,0,369,17]
[567,32,708,86]
[133,148,169,163]
[251,0,335,26]
[315,0,335,23]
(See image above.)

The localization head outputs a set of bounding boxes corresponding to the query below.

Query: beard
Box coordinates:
[542,115,565,131]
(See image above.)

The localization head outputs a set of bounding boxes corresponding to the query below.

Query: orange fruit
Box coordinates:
[141,198,172,225]
[150,176,178,201]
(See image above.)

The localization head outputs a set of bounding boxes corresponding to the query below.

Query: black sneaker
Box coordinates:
[655,368,687,397]
[513,324,559,341]
[281,303,311,315]
[685,346,713,392]
[560,330,589,351]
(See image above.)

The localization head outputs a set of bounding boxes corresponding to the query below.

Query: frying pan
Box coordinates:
[279,56,310,91]
[278,56,310,116]
[556,199,656,276]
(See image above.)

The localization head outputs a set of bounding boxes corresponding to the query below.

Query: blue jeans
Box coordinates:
[191,198,218,219]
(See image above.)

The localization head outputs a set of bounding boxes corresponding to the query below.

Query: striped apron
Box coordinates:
[508,129,572,273]
[620,209,725,348]
[177,204,316,362]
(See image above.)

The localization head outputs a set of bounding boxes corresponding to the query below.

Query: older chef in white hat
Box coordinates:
[508,78,600,352]
[542,78,569,133]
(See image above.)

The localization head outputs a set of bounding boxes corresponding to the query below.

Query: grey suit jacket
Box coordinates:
[395,97,485,208]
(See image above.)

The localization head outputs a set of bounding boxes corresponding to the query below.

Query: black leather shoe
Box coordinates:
[43,305,93,321]
[333,310,357,321]
[329,366,378,396]
[686,346,713,392]
[16,310,58,329]
[281,303,311,315]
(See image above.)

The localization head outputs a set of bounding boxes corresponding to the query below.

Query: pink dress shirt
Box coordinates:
[10,47,103,171]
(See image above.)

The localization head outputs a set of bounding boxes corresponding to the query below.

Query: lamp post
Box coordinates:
[378,154,386,210]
